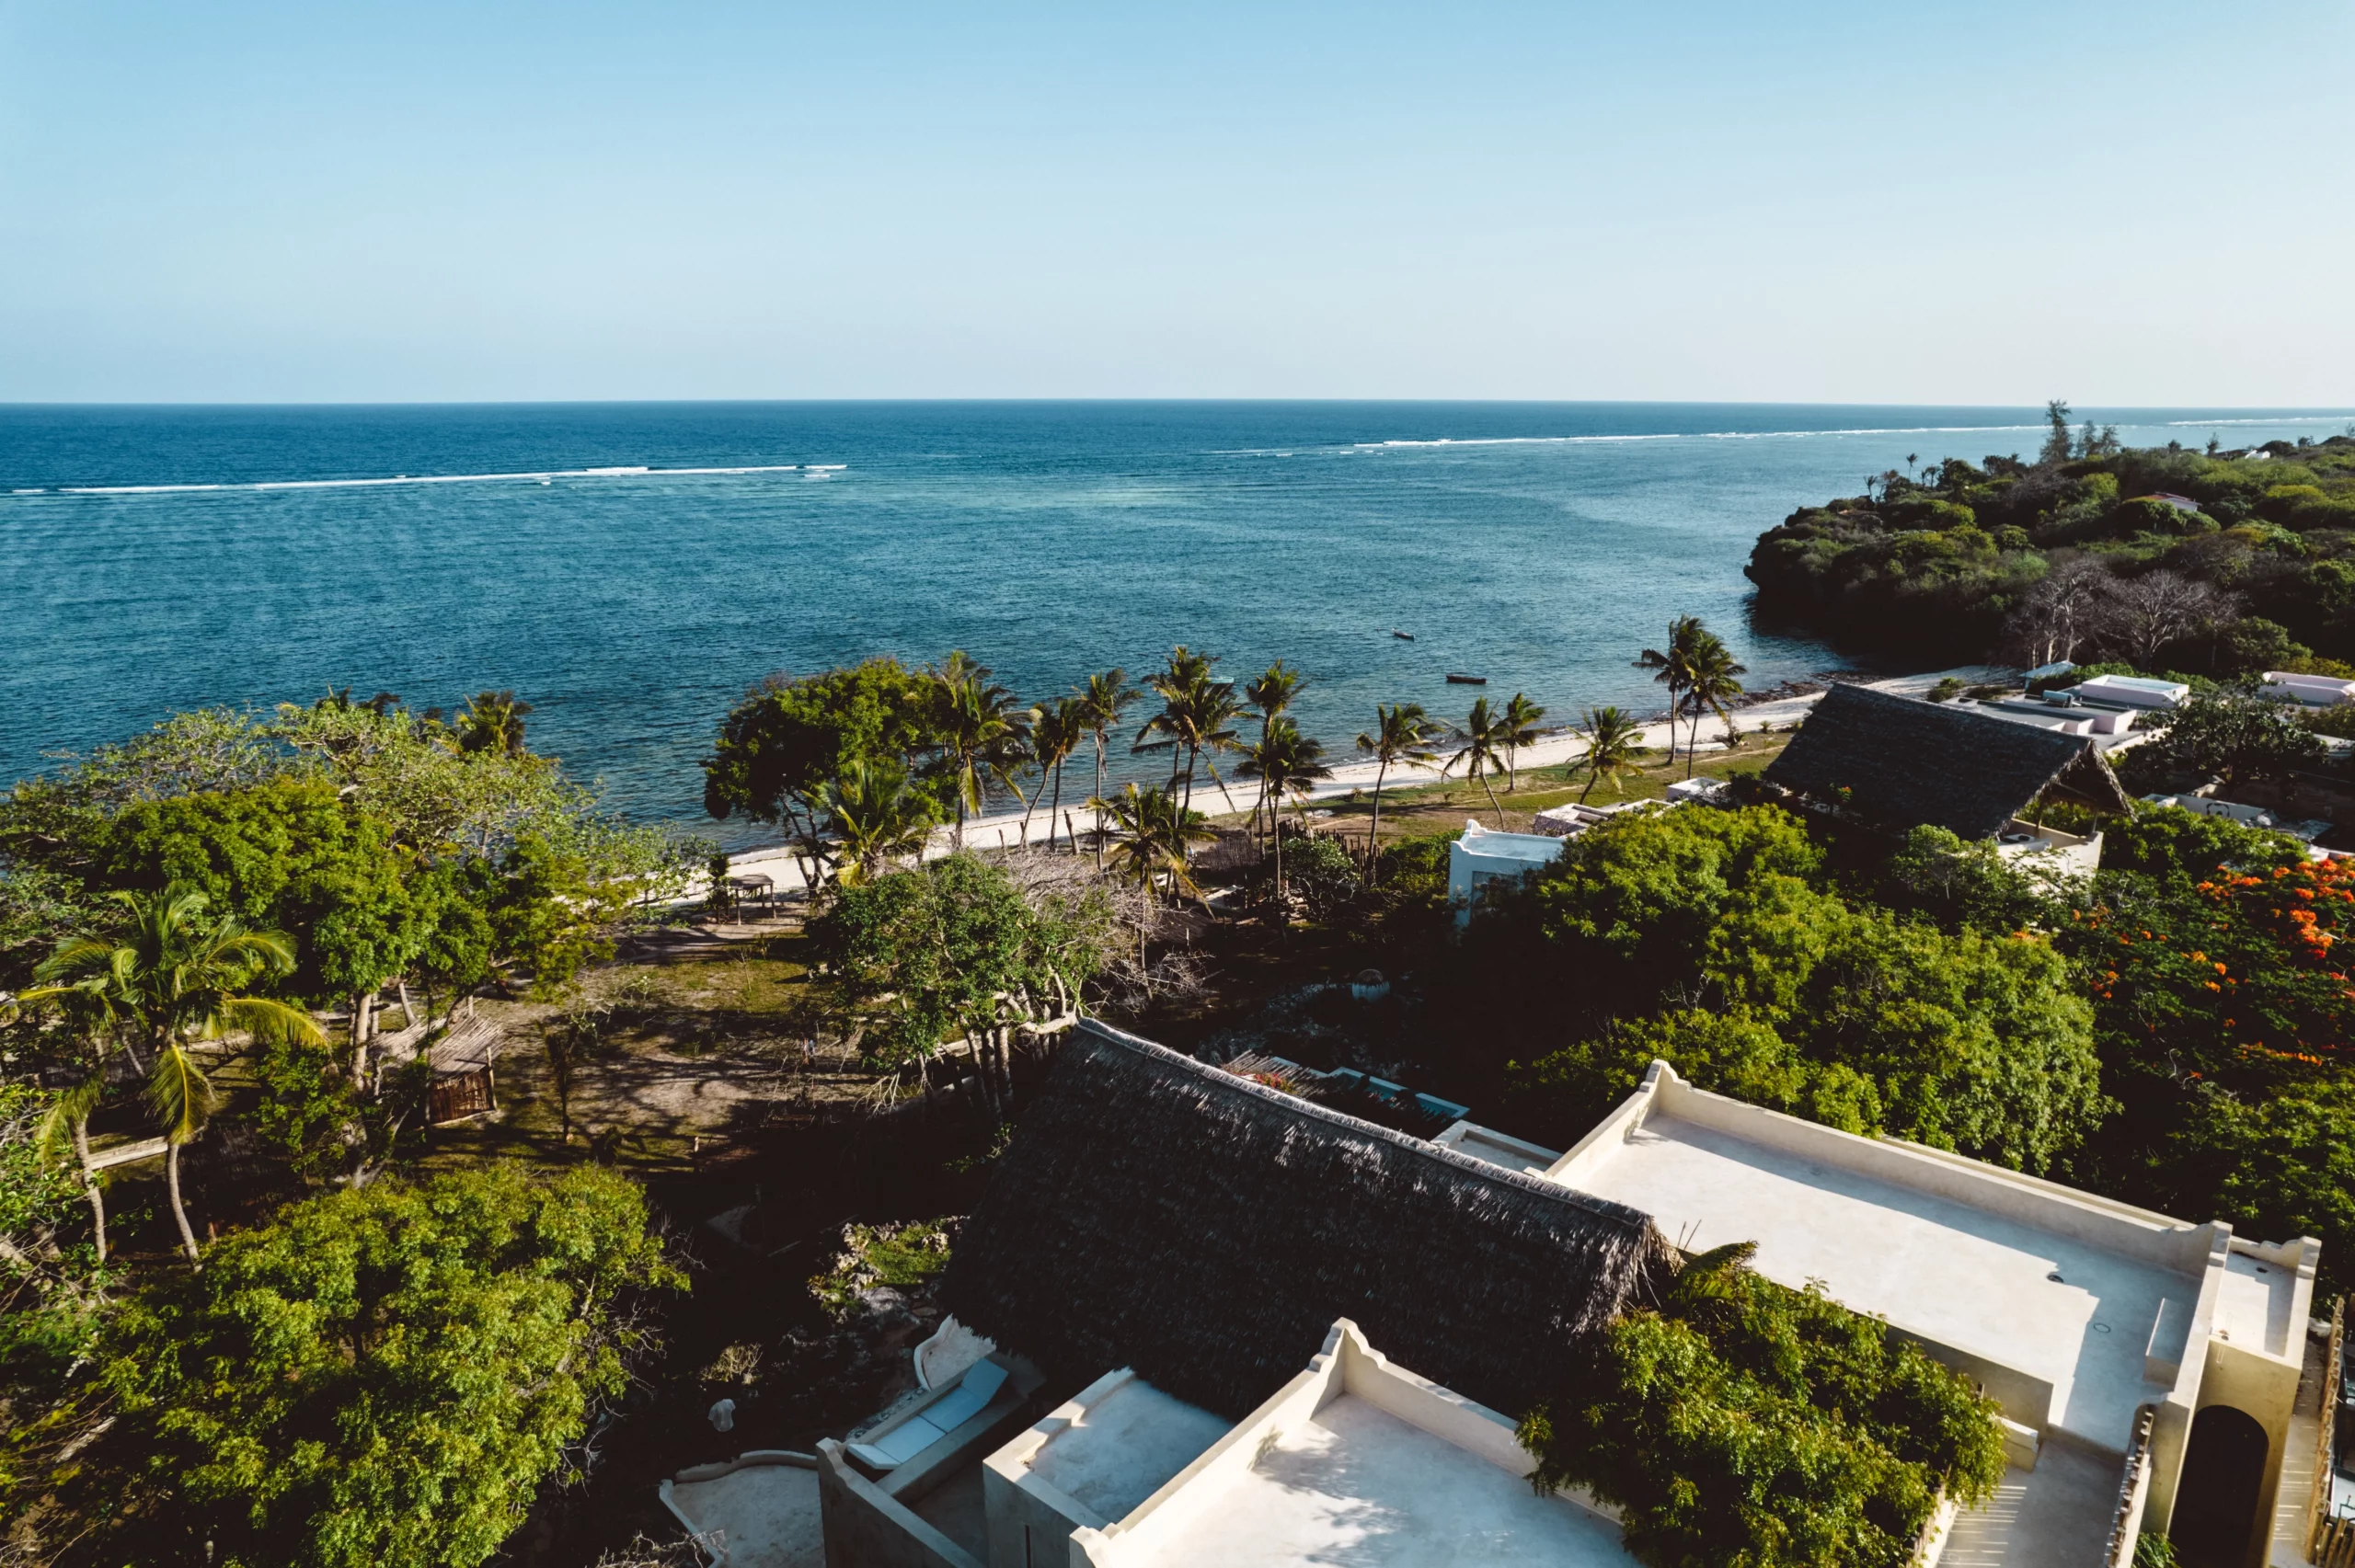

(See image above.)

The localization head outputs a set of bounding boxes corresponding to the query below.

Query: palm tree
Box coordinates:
[1355,703,1442,879]
[1089,784,1216,907]
[1634,616,1704,773]
[1444,698,1513,826]
[1676,635,1749,778]
[1498,692,1546,792]
[1242,660,1306,838]
[1075,669,1143,866]
[1132,647,1242,819]
[816,761,941,884]
[1235,717,1333,900]
[30,1018,110,1266]
[1026,697,1087,852]
[1572,705,1644,803]
[23,887,323,1266]
[454,690,533,756]
[927,652,1029,851]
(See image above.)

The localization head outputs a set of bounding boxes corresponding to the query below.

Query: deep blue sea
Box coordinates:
[6,402,2350,846]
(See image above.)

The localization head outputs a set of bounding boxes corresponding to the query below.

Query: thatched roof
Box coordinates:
[941,1021,1671,1419]
[1763,683,2131,840]
[372,1006,503,1079]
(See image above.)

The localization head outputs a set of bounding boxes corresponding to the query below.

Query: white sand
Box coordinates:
[698,668,2009,898]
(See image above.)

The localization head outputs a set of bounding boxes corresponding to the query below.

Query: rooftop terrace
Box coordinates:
[1560,1102,2189,1448]
[1068,1319,1633,1567]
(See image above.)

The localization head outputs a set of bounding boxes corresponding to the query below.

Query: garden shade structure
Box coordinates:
[1763,681,2132,840]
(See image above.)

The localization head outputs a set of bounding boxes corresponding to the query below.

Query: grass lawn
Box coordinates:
[1218,731,1796,847]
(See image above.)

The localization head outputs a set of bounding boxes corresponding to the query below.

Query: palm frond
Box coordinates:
[146,1044,217,1146]
[35,1076,105,1170]
[223,996,327,1047]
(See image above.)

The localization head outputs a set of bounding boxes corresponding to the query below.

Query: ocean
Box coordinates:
[6,401,2349,847]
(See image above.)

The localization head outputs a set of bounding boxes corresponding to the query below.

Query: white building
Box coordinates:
[809,1023,2335,1568]
[1444,818,1566,920]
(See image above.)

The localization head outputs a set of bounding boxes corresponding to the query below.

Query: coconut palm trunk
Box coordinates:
[70,1114,105,1266]
[165,1139,200,1265]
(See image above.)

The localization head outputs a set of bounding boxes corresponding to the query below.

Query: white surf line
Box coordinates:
[52,464,818,496]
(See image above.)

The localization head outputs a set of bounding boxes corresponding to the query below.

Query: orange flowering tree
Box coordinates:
[2072,856,2355,1087]
[2068,818,2355,1288]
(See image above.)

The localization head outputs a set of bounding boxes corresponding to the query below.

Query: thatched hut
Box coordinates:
[373,1000,505,1125]
[1763,682,2132,839]
[941,1021,1671,1420]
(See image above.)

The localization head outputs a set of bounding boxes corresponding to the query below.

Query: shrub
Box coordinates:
[1519,1243,2005,1568]
[1280,833,1362,918]
[810,1219,956,1317]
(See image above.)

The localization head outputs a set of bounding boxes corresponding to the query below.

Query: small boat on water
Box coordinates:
[1445,673,1487,685]
[1392,630,1415,640]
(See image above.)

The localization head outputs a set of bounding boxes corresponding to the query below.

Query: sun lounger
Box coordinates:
[845,1358,1009,1470]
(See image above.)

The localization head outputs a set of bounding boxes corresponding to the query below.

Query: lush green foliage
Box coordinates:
[809,1219,955,1317]
[2065,815,2355,1284]
[1486,807,2101,1171]
[1747,429,2355,667]
[102,1164,683,1568]
[1520,1242,2005,1568]
[808,853,1117,1070]
[2,702,690,1000]
[2131,692,2327,793]
[1276,831,1362,918]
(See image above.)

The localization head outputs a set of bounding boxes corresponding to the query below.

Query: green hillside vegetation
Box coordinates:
[1747,405,2355,670]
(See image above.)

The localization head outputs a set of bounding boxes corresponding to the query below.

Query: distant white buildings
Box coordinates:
[2073,673,2192,711]
[2265,670,2355,707]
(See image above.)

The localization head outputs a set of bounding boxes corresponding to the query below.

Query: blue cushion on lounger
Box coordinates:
[844,1359,1010,1470]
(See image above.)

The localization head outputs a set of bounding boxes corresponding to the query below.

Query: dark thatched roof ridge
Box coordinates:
[940,1020,1672,1421]
[1763,682,2131,840]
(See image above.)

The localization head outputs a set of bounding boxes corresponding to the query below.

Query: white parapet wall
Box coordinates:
[1067,1320,1627,1566]
[1544,1059,2320,1551]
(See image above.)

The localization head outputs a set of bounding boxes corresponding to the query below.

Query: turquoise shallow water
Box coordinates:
[5,401,2349,844]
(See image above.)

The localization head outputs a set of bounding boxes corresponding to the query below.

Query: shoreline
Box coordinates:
[702,663,2016,898]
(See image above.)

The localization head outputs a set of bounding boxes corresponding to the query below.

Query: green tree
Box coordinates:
[94,776,431,1057]
[1675,633,1747,776]
[809,854,1114,1104]
[1442,697,1513,825]
[1088,784,1215,910]
[2142,694,2326,794]
[1242,660,1307,835]
[1498,692,1546,792]
[101,1163,683,1568]
[1026,697,1087,852]
[1634,617,1703,772]
[1571,705,1644,803]
[701,658,937,858]
[814,759,942,886]
[1487,807,2102,1170]
[23,888,323,1264]
[926,652,1030,851]
[1520,1242,2004,1568]
[452,691,533,757]
[1074,669,1143,837]
[1133,647,1242,820]
[2100,804,2307,881]
[1355,703,1442,876]
[1235,717,1333,900]
[2039,398,2074,465]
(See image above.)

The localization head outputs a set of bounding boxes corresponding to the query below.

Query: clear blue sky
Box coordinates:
[2,0,2349,404]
